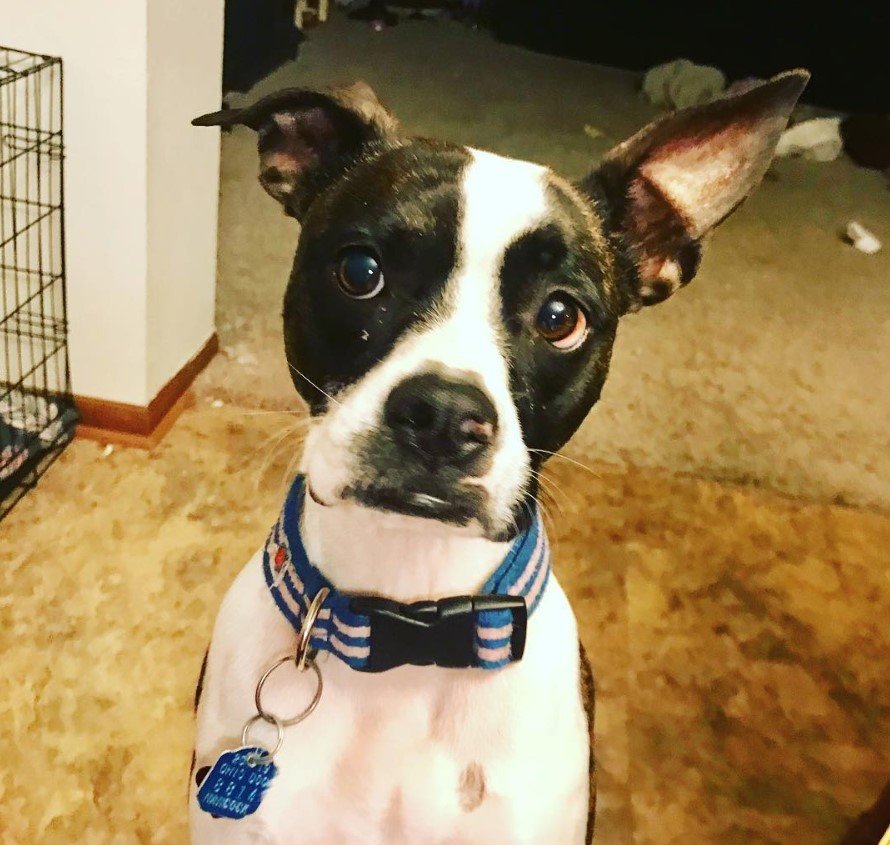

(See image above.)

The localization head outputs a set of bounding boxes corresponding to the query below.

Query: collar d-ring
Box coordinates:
[296,586,330,672]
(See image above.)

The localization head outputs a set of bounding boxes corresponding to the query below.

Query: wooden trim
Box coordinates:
[76,388,195,449]
[75,333,218,447]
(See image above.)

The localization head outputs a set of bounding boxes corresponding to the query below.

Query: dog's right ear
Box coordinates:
[192,82,399,219]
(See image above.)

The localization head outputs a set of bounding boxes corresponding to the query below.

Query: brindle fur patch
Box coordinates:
[580,641,597,844]
[194,647,208,713]
[458,762,487,813]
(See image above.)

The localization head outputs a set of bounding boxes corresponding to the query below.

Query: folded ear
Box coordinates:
[192,81,399,219]
[584,70,809,309]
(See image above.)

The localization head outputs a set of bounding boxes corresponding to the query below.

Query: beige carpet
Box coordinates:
[1,413,888,844]
[1,12,888,845]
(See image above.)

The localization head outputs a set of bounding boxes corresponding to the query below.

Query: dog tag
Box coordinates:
[197,746,278,819]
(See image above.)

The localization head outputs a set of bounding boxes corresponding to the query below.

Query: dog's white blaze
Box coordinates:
[444,148,548,525]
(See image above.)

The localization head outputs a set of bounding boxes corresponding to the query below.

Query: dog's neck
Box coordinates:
[300,494,511,603]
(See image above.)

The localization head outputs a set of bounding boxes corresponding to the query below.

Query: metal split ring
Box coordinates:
[254,656,323,727]
[252,587,329,727]
[296,586,330,671]
[241,712,284,766]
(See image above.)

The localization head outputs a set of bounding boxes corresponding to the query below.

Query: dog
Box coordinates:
[189,70,808,844]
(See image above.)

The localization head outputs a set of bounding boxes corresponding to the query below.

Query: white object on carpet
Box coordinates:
[776,117,843,162]
[845,221,882,254]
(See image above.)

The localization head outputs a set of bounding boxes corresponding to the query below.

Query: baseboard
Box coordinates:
[75,333,219,448]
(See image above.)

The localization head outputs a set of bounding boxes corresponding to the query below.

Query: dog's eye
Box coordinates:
[336,249,385,299]
[534,293,588,350]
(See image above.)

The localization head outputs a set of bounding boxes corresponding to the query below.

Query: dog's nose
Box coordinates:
[384,372,498,467]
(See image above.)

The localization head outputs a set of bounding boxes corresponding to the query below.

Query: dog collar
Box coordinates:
[262,476,550,672]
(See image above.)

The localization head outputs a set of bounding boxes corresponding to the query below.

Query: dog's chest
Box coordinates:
[260,668,579,844]
[192,554,589,844]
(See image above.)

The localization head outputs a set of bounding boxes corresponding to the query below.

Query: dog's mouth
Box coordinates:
[340,477,488,527]
[303,427,510,536]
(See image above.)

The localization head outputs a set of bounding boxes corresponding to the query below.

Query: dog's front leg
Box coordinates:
[189,556,300,845]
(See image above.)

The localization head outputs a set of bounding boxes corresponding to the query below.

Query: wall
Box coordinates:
[146,0,223,398]
[0,0,223,406]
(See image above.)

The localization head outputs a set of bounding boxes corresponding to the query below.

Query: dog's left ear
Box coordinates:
[193,82,399,219]
[583,70,809,309]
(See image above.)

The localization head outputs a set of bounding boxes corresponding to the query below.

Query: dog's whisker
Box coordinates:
[252,421,308,492]
[252,433,298,494]
[528,466,560,497]
[534,498,561,558]
[219,406,310,420]
[279,435,309,497]
[528,448,602,480]
[280,367,385,433]
[534,481,567,520]
[534,494,554,528]
[250,421,298,462]
[527,467,558,500]
[273,438,310,497]
[287,361,343,408]
[519,493,537,530]
[529,469,570,516]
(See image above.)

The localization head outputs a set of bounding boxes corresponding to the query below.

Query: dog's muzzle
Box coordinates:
[346,370,500,525]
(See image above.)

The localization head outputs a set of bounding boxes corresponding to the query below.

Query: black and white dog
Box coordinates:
[189,71,807,844]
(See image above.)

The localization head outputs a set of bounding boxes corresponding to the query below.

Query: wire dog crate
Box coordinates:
[0,47,77,519]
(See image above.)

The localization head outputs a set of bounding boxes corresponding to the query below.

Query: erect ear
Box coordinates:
[583,70,809,310]
[192,81,399,219]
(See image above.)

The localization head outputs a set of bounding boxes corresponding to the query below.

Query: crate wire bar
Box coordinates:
[0,46,77,519]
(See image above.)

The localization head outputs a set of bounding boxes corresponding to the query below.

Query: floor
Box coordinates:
[1,13,889,845]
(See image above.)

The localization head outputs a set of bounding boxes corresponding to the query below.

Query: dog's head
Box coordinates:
[195,73,807,539]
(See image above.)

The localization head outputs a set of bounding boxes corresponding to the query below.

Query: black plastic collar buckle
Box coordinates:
[349,594,528,673]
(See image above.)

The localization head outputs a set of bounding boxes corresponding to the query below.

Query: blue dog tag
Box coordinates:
[197,747,278,819]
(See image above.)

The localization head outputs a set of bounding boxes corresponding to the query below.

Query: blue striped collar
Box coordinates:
[262,476,550,672]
